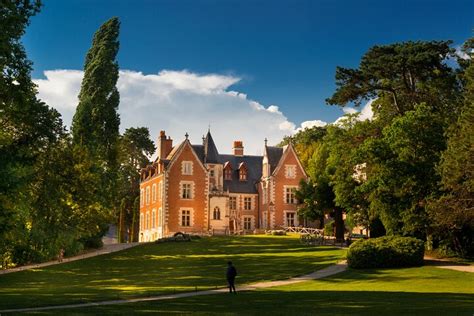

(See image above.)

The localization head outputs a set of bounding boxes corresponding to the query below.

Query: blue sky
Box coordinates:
[25,0,473,154]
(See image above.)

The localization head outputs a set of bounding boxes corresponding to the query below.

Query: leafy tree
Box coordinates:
[70,17,121,244]
[117,127,155,242]
[279,126,326,169]
[428,38,474,256]
[326,41,461,121]
[0,0,64,266]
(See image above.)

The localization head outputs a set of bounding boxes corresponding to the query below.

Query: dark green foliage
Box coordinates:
[326,41,460,119]
[0,0,65,266]
[427,38,474,257]
[347,236,424,269]
[117,127,155,242]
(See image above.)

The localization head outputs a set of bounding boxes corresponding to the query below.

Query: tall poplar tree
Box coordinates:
[72,17,120,169]
[71,17,121,244]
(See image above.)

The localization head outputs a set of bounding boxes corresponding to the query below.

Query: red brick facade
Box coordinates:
[139,130,306,242]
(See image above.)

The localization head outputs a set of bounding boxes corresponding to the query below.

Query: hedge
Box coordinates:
[347,236,424,269]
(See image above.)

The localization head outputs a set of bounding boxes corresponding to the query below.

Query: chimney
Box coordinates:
[157,130,173,159]
[233,141,244,156]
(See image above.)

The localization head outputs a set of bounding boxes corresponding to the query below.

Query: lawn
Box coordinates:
[0,235,345,310]
[40,265,474,316]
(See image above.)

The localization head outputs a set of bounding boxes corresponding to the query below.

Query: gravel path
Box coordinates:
[424,256,474,273]
[0,261,348,314]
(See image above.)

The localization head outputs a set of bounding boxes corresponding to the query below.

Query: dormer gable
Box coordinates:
[238,162,248,181]
[224,161,233,180]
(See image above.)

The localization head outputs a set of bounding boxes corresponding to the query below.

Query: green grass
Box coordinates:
[39,266,474,316]
[0,235,345,310]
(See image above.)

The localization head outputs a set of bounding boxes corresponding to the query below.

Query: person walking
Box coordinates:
[226,261,237,293]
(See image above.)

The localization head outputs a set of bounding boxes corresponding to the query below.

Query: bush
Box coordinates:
[324,220,334,236]
[347,236,424,269]
[265,230,286,236]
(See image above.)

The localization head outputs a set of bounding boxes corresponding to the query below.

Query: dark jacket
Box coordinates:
[226,265,237,280]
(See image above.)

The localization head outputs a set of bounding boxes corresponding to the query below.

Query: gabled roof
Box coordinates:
[203,130,219,163]
[264,145,284,174]
[271,143,308,178]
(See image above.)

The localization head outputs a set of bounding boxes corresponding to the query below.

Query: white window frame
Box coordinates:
[182,161,193,175]
[180,209,192,227]
[140,213,144,231]
[284,186,298,204]
[152,184,157,202]
[285,165,297,179]
[180,181,194,200]
[284,211,297,227]
[158,182,163,201]
[158,207,163,227]
[243,216,253,230]
[244,197,252,210]
[213,207,221,220]
[146,211,150,230]
[152,209,156,228]
[229,196,237,210]
[146,186,150,205]
[140,189,145,207]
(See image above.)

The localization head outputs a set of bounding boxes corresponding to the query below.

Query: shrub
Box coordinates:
[324,220,334,236]
[265,230,286,236]
[347,236,424,269]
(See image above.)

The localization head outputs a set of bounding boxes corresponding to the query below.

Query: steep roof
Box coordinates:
[265,146,284,174]
[203,130,219,163]
[219,154,262,194]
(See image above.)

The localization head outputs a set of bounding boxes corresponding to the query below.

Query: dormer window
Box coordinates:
[224,162,232,180]
[238,162,247,181]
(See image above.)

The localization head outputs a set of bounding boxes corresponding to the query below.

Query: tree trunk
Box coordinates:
[334,207,345,242]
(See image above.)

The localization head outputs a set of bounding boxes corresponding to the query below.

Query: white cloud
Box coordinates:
[34,69,298,155]
[294,120,327,133]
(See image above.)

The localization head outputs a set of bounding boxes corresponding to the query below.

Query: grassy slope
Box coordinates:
[46,266,474,316]
[0,235,345,310]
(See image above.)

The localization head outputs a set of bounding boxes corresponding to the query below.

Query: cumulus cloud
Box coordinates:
[34,69,297,155]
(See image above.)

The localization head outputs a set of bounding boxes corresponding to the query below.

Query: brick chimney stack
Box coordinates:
[233,141,244,156]
[157,130,173,159]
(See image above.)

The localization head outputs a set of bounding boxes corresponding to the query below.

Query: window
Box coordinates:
[239,169,247,181]
[181,182,192,199]
[181,209,191,226]
[285,165,296,179]
[229,197,237,210]
[182,161,193,175]
[285,186,297,204]
[213,207,221,220]
[146,211,150,230]
[210,169,215,177]
[158,182,163,200]
[146,187,150,205]
[140,213,144,231]
[244,197,252,210]
[244,217,252,230]
[158,208,162,227]
[152,184,157,202]
[140,189,144,207]
[152,209,156,228]
[285,212,296,227]
[224,168,232,180]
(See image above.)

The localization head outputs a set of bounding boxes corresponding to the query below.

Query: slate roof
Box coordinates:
[219,154,263,194]
[265,146,284,174]
[203,131,219,163]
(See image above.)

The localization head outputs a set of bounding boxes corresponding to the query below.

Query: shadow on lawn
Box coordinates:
[0,236,345,310]
[25,291,474,315]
